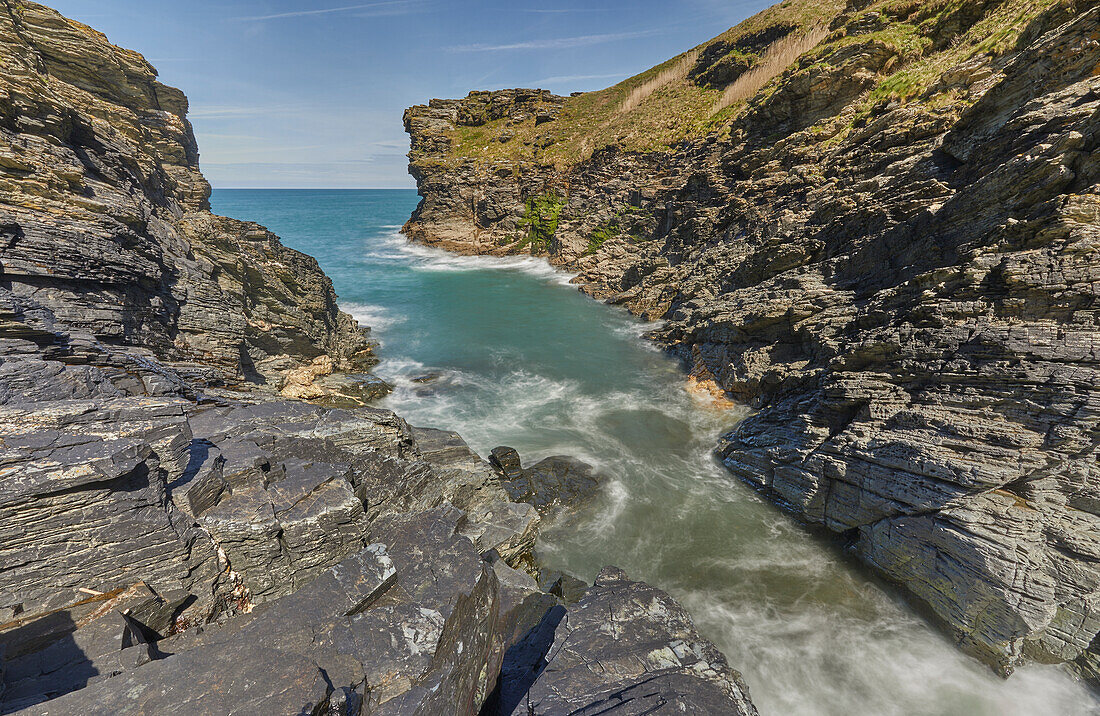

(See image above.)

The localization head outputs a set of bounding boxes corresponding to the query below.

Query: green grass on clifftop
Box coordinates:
[441,0,1065,172]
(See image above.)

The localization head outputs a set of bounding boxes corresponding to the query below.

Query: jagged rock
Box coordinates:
[0,398,224,620]
[490,447,601,514]
[0,583,166,712]
[8,514,513,715]
[490,446,525,479]
[536,570,588,604]
[487,567,759,715]
[0,0,375,395]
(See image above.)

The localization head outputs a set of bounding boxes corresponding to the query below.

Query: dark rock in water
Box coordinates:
[523,456,601,510]
[491,449,601,514]
[410,371,444,384]
[487,567,758,716]
[489,446,525,480]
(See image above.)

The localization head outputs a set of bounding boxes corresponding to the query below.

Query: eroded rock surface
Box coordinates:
[487,567,758,716]
[489,446,601,515]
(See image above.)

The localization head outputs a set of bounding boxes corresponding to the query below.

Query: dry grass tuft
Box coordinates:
[618,50,699,115]
[711,25,829,114]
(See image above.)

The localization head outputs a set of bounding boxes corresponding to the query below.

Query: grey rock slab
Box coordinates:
[491,567,758,716]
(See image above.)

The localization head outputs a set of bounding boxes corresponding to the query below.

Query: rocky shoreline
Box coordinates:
[0,2,761,714]
[404,0,1100,685]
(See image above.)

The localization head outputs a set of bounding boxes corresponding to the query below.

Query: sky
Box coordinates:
[46,0,773,188]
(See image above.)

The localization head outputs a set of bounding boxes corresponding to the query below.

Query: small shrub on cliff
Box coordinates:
[519,194,564,253]
[586,224,617,255]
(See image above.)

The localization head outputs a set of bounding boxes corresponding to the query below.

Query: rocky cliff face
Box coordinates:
[0,3,759,713]
[0,0,374,396]
[406,0,1100,682]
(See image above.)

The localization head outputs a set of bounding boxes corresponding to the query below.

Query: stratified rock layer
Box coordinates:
[0,0,374,390]
[489,567,759,716]
[405,0,1100,680]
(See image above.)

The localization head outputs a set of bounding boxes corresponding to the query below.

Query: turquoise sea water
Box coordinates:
[211,189,1097,715]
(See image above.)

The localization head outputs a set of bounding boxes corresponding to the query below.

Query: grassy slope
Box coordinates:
[443,0,1063,171]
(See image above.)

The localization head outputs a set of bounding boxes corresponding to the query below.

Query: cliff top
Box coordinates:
[407,0,1064,172]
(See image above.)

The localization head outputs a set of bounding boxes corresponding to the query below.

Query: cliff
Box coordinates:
[406,0,1100,682]
[0,2,759,713]
[0,0,376,400]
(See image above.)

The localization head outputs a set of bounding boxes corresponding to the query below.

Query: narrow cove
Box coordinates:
[212,188,1096,715]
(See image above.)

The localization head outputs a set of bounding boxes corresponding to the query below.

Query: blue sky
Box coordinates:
[46,1,772,188]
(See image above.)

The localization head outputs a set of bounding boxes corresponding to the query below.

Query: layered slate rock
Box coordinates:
[0,377,531,711]
[3,509,756,715]
[405,0,1100,680]
[0,397,224,620]
[403,90,573,257]
[488,567,758,715]
[0,583,173,711]
[0,0,374,393]
[6,546,400,715]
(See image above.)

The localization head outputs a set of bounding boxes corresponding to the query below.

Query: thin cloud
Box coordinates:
[233,2,406,22]
[515,7,610,12]
[528,72,629,85]
[449,29,659,52]
[188,104,310,119]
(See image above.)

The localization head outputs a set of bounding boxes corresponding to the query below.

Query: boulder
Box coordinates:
[487,567,758,715]
[490,448,602,514]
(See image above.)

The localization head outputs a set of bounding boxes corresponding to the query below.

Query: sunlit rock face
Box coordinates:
[0,0,375,390]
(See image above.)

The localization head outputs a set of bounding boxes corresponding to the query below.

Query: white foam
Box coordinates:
[677,588,1097,716]
[372,231,579,286]
[341,301,404,332]
[372,355,430,382]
